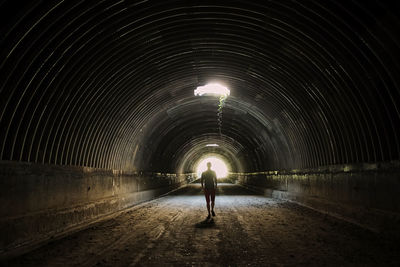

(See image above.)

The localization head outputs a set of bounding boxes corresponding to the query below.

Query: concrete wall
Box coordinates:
[0,161,193,256]
[235,161,400,236]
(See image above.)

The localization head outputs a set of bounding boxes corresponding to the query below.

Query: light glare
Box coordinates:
[205,144,219,147]
[196,157,229,179]
[194,83,230,97]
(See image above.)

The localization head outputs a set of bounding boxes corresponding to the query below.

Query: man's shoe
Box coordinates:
[207,214,211,220]
[212,210,216,217]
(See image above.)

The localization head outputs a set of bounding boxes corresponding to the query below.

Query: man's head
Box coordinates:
[207,162,212,169]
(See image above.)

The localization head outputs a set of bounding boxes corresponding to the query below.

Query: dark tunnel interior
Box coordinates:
[1,0,400,173]
[1,0,400,264]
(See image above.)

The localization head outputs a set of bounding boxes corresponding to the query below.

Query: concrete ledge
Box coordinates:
[0,161,192,258]
[236,160,400,236]
[0,186,182,259]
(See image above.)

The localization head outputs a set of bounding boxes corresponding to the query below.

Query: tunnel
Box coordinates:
[1,0,400,265]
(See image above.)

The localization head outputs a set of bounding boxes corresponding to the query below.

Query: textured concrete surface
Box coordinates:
[0,161,192,255]
[235,161,400,234]
[2,184,399,266]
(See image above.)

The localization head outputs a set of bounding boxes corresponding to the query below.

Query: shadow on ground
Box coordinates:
[195,216,217,228]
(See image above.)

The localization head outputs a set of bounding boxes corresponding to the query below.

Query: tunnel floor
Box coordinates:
[3,184,400,266]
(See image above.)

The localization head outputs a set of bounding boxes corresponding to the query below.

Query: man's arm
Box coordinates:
[200,174,204,188]
[214,172,217,188]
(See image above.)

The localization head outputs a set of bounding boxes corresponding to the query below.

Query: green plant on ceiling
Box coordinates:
[194,83,230,136]
[218,94,228,136]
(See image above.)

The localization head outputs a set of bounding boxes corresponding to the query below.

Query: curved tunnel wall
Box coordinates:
[1,0,399,174]
[1,0,400,255]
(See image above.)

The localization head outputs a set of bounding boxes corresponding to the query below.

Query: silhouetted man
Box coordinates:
[200,162,217,219]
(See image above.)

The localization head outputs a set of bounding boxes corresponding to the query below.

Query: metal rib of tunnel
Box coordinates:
[1,0,400,173]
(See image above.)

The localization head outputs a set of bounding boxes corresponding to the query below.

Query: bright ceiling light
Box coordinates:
[205,144,219,147]
[196,156,229,179]
[194,83,230,97]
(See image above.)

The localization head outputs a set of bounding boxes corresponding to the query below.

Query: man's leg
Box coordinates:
[204,189,211,218]
[211,190,216,216]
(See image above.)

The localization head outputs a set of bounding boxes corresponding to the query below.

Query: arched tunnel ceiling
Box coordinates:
[0,0,399,173]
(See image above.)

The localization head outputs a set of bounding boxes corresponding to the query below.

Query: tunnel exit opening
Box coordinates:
[195,156,230,179]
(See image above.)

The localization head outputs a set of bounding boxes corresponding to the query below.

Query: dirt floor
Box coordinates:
[2,183,400,266]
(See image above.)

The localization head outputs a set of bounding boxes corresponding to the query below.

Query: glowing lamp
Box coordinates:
[205,144,219,147]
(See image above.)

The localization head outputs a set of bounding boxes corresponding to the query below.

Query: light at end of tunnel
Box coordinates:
[205,144,219,147]
[196,157,229,179]
[194,83,230,97]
